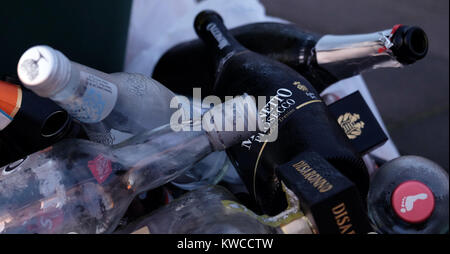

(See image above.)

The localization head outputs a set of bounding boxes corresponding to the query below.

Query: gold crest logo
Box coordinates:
[337,113,365,140]
[293,81,308,92]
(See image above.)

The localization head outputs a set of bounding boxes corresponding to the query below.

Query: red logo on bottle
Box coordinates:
[88,154,112,184]
[391,180,435,224]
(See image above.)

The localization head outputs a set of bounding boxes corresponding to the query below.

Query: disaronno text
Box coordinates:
[292,160,333,193]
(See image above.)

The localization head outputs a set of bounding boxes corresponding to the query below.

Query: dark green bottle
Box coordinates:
[155,22,428,96]
[194,10,369,215]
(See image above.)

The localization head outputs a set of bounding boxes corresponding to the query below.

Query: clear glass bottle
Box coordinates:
[0,96,258,234]
[17,45,179,145]
[170,97,231,191]
[116,185,316,234]
[16,45,233,191]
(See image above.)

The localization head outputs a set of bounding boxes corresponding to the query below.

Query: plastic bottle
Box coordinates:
[0,96,258,234]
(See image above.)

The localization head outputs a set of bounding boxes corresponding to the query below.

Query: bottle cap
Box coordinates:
[391,180,435,224]
[194,10,224,36]
[17,45,71,97]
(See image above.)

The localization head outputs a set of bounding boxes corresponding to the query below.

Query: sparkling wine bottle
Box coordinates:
[194,10,369,215]
[0,96,257,234]
[154,22,428,95]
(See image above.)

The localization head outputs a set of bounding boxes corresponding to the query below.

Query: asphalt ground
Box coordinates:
[261,0,449,171]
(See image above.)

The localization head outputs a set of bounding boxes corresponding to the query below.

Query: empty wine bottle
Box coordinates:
[116,185,316,234]
[169,97,231,191]
[17,45,179,145]
[367,156,449,234]
[154,22,428,95]
[0,96,257,234]
[0,80,87,167]
[16,45,232,193]
[194,10,369,215]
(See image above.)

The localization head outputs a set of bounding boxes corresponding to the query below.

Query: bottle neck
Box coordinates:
[314,25,428,80]
[195,11,247,68]
[18,46,119,124]
[112,94,259,195]
[112,126,213,195]
[315,28,402,80]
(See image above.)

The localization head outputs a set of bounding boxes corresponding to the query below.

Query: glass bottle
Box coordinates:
[194,10,368,215]
[367,156,449,234]
[0,96,258,234]
[17,45,178,145]
[154,22,428,95]
[116,185,316,234]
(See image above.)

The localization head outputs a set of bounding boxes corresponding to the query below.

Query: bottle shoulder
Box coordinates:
[108,72,172,94]
[218,51,304,79]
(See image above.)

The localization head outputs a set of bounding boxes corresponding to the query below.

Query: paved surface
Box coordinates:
[261,0,449,171]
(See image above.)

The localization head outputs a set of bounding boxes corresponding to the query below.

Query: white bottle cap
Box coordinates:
[17,45,71,97]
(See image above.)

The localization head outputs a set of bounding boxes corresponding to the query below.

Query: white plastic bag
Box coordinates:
[125,0,286,76]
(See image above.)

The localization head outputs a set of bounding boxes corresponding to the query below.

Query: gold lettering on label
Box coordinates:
[293,81,308,92]
[292,161,333,193]
[332,203,356,234]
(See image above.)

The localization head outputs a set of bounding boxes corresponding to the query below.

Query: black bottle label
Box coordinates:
[195,11,368,215]
[226,73,324,215]
[241,81,322,151]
